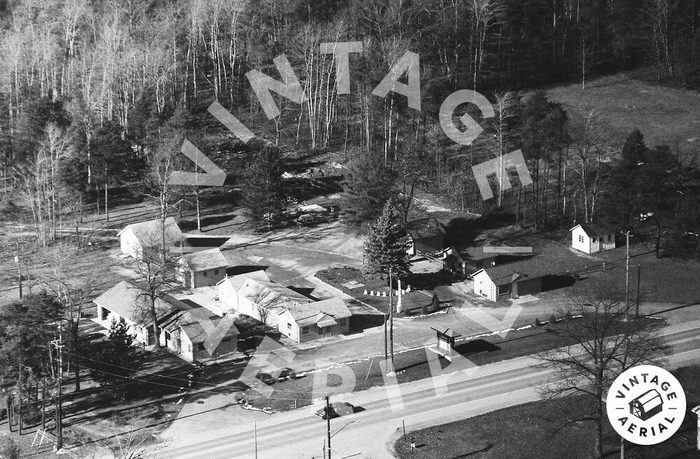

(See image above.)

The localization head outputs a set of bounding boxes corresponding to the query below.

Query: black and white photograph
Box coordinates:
[1,0,700,458]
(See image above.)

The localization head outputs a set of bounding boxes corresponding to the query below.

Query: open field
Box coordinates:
[394,365,700,458]
[548,74,700,159]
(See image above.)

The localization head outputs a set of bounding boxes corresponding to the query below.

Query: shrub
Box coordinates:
[535,318,542,326]
[549,314,558,324]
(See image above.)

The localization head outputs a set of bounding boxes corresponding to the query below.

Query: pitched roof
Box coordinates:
[233,276,311,312]
[570,223,616,237]
[181,248,228,272]
[406,218,445,240]
[93,280,175,324]
[473,257,544,286]
[282,297,351,327]
[218,270,271,291]
[119,217,183,247]
[159,303,238,344]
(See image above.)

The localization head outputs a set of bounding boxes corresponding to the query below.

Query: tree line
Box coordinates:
[0,0,698,254]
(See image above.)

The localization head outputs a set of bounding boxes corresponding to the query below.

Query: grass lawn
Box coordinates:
[548,74,700,159]
[394,365,700,459]
[240,317,624,412]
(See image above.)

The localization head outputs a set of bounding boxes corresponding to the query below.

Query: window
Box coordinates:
[337,318,346,326]
[498,284,510,295]
[608,234,612,242]
[100,307,110,321]
[187,343,192,353]
[302,327,310,335]
[203,270,207,277]
[215,269,219,275]
[578,235,584,243]
[287,322,292,329]
[592,237,596,242]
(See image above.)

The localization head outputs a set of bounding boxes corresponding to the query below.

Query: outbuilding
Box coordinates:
[570,223,616,254]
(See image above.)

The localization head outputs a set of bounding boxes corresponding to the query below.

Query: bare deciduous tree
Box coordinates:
[538,283,666,459]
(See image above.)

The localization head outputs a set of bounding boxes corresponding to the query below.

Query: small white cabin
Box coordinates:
[570,223,616,254]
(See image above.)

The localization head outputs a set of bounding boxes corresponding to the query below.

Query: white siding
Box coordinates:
[119,228,142,259]
[472,271,497,302]
[571,226,591,254]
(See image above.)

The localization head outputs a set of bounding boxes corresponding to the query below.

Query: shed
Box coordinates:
[570,223,616,254]
[629,389,663,421]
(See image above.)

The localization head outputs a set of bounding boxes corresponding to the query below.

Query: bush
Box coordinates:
[549,314,558,324]
[0,434,20,459]
[535,318,542,326]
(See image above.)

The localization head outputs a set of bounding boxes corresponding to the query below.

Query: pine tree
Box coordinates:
[90,320,137,388]
[363,200,411,279]
[340,153,396,228]
[603,129,647,229]
[242,144,284,228]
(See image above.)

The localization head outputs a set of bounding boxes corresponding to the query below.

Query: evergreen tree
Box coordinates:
[241,144,284,228]
[90,320,137,388]
[602,129,647,229]
[340,153,396,228]
[363,200,411,279]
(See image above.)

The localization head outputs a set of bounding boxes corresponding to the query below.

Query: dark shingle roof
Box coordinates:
[571,223,616,238]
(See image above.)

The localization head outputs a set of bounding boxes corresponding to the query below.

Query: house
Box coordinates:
[406,218,446,256]
[217,272,312,328]
[276,298,351,343]
[93,280,173,346]
[94,281,239,362]
[472,259,543,302]
[570,223,616,254]
[158,303,238,362]
[443,246,496,278]
[178,248,228,288]
[118,217,183,259]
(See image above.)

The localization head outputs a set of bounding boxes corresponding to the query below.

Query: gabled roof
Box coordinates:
[160,304,238,344]
[118,217,183,247]
[281,297,351,327]
[570,223,616,238]
[181,248,228,272]
[217,271,271,291]
[406,218,445,240]
[93,280,175,324]
[228,276,311,313]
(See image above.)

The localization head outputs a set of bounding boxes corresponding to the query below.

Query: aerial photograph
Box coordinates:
[1,0,700,458]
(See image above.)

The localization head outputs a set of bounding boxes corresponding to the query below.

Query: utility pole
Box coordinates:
[51,323,65,451]
[621,231,631,321]
[325,395,332,459]
[254,420,258,459]
[636,264,641,318]
[14,254,22,299]
[389,268,394,372]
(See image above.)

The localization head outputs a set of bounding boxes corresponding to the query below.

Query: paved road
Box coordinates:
[149,324,700,459]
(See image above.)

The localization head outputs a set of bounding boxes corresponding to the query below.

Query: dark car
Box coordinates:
[315,402,355,420]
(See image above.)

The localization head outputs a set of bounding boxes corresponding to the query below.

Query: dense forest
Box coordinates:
[1,0,700,255]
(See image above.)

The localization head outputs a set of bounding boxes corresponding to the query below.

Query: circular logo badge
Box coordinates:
[606,365,686,445]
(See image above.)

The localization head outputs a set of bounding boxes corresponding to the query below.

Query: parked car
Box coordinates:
[315,402,355,420]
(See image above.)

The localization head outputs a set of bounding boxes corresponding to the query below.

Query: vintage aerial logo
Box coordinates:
[606,365,686,446]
